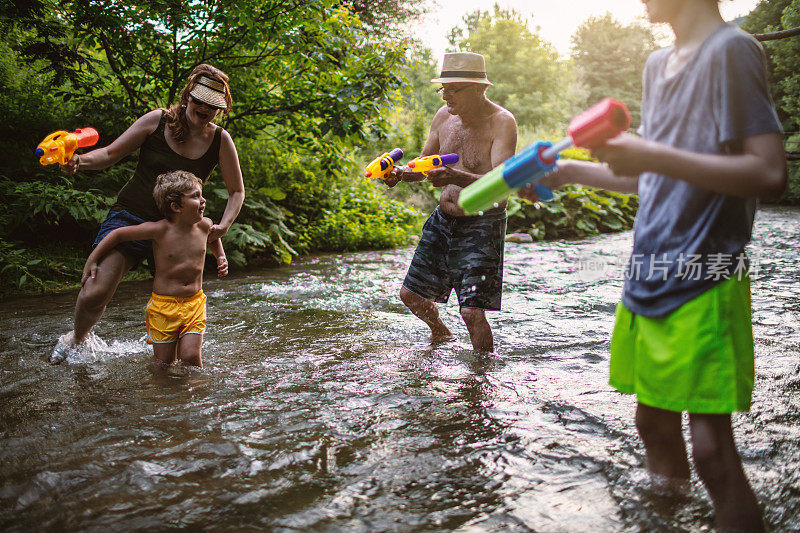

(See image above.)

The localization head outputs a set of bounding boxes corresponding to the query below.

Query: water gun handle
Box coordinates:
[407,153,459,175]
[365,147,404,180]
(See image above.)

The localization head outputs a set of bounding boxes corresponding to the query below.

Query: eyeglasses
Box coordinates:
[189,94,224,111]
[435,84,472,96]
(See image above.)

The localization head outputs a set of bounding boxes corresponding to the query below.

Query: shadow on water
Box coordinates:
[1,206,799,531]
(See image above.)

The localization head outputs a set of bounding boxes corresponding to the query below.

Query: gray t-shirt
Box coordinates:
[622,23,782,317]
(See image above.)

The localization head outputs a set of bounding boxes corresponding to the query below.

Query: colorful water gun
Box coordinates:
[34,127,100,166]
[365,148,404,180]
[407,153,459,176]
[458,98,631,214]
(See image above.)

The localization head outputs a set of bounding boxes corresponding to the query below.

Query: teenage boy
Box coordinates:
[83,171,229,368]
[524,1,787,530]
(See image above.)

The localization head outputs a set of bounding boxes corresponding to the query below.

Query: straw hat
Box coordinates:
[431,52,493,86]
[189,75,228,109]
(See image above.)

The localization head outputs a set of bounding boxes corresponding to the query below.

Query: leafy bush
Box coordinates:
[303,182,422,251]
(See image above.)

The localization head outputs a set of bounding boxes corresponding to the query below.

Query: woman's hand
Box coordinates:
[61,154,80,175]
[208,224,229,243]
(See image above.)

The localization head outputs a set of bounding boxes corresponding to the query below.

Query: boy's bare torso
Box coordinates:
[151,218,212,297]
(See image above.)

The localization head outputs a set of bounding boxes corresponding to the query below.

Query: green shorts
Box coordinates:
[609,275,754,414]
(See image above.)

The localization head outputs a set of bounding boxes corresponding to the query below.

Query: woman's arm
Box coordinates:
[62,110,162,174]
[208,129,245,242]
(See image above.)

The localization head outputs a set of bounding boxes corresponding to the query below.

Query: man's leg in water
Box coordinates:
[460,307,493,352]
[72,250,134,343]
[400,286,452,341]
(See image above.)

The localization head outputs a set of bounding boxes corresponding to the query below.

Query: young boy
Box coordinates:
[83,170,229,368]
[524,0,787,530]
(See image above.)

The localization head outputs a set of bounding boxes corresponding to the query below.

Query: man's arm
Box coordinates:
[82,222,163,285]
[592,132,787,199]
[384,107,447,188]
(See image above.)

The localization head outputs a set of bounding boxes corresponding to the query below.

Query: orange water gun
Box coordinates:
[364,148,404,180]
[407,153,459,176]
[34,127,99,166]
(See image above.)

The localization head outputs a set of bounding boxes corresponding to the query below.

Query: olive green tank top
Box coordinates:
[112,111,223,221]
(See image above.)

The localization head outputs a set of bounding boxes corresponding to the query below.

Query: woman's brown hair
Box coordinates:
[163,64,233,144]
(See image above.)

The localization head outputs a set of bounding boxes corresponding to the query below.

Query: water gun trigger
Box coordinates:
[534,183,553,201]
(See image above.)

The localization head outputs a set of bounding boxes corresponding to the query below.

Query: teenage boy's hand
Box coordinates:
[217,256,229,277]
[518,166,568,202]
[592,133,655,177]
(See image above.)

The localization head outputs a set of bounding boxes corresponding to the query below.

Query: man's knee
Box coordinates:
[459,307,487,327]
[400,286,428,309]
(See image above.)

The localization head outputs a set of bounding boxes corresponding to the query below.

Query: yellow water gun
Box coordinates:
[34,127,99,166]
[407,153,459,176]
[364,148,404,180]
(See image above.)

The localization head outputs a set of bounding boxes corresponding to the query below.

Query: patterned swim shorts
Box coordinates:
[403,207,506,310]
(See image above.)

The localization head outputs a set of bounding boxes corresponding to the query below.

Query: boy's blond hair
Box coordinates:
[153,171,203,219]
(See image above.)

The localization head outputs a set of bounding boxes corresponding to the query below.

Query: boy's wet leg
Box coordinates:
[177,334,203,367]
[689,413,764,532]
[152,341,178,368]
[74,250,134,343]
[636,403,691,480]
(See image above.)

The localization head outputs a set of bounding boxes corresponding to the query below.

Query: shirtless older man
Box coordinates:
[385,52,517,352]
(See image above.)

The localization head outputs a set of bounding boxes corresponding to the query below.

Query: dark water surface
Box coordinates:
[1,206,798,532]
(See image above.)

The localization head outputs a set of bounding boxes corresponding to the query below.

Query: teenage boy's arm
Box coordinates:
[593,132,787,200]
[82,222,163,285]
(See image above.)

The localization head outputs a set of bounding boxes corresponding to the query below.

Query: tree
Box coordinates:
[447,5,571,129]
[570,13,657,127]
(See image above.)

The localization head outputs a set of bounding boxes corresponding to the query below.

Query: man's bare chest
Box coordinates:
[438,122,493,174]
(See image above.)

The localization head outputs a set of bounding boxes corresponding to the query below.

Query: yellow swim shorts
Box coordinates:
[145,290,206,344]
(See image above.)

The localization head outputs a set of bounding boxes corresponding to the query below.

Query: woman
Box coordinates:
[51,64,245,362]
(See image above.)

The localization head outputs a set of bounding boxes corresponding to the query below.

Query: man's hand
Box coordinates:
[426,166,460,187]
[216,256,229,277]
[591,133,655,177]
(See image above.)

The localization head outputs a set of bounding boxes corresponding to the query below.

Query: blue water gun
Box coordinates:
[458,98,631,214]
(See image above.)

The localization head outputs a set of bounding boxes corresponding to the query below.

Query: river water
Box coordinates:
[1,206,798,532]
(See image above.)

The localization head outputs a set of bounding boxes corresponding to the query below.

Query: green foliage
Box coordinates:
[508,148,639,240]
[303,182,422,251]
[570,13,657,127]
[447,6,572,129]
[0,0,430,292]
